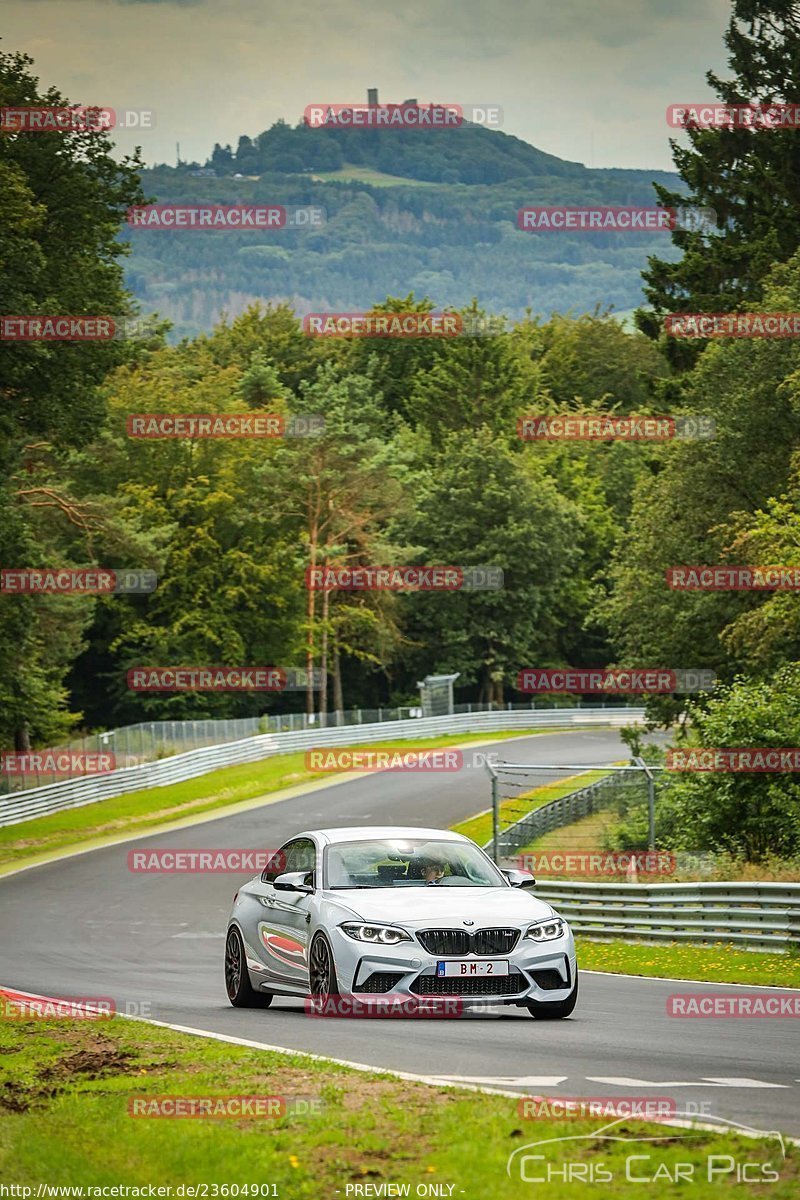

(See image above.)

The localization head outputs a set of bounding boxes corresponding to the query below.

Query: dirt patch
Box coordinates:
[238,1068,455,1115]
[310,1140,425,1181]
[0,1080,42,1112]
[301,1076,441,1178]
[40,1045,138,1081]
[0,1034,142,1113]
[247,1067,333,1092]
[38,1024,110,1044]
[337,1076,454,1113]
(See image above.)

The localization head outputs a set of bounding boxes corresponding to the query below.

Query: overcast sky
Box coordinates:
[4,0,733,171]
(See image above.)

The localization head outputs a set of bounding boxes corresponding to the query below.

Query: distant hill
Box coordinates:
[202,117,592,185]
[126,115,683,338]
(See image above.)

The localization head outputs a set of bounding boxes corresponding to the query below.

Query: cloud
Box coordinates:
[2,0,732,170]
[20,0,206,4]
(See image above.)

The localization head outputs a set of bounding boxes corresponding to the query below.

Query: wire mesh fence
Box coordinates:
[0,719,263,794]
[483,760,688,882]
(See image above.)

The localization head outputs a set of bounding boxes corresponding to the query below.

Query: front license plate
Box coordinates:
[436,959,509,977]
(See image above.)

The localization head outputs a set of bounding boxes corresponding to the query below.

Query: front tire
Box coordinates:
[225,926,273,1008]
[309,933,339,1011]
[526,972,578,1020]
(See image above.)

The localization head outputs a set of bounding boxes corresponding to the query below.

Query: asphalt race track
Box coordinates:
[1,729,798,1137]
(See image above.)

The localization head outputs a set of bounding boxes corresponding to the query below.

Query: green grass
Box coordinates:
[310,164,438,187]
[577,938,800,987]
[0,729,550,875]
[516,806,620,860]
[451,769,611,848]
[0,1016,795,1195]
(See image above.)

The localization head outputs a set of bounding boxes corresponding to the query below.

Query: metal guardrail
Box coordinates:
[1,699,640,794]
[0,707,644,827]
[482,766,799,951]
[534,880,800,952]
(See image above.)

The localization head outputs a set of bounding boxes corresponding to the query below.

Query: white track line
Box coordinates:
[582,969,800,992]
[2,984,797,1146]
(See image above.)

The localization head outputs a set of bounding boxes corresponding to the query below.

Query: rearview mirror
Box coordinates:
[502,868,536,888]
[273,871,314,894]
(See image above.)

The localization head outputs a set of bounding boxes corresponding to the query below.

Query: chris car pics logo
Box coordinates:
[506,1115,785,1184]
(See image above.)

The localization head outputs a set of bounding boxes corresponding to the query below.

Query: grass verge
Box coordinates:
[310,164,438,186]
[0,730,549,875]
[450,768,611,848]
[516,807,620,862]
[0,1016,795,1195]
[577,938,800,988]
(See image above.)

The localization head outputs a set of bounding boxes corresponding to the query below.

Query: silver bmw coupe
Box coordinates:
[224,826,578,1018]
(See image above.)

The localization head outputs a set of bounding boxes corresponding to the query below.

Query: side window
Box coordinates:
[284,838,316,879]
[261,845,289,884]
[262,838,316,884]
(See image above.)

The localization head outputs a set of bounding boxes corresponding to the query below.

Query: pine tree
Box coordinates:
[638,2,800,363]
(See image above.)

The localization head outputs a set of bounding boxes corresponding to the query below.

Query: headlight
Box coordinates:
[525,918,566,942]
[339,923,411,945]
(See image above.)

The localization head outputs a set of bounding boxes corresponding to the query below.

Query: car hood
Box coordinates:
[328,886,556,927]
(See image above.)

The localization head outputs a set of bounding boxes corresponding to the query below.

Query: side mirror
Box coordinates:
[273,871,314,894]
[503,868,536,888]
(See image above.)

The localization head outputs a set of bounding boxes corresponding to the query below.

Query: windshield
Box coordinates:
[324,838,505,889]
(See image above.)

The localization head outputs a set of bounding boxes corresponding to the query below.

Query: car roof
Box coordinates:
[294,826,470,846]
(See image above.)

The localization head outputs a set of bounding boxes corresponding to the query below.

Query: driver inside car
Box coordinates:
[418,849,447,884]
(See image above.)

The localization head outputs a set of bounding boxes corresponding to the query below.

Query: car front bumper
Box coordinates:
[330,924,577,1005]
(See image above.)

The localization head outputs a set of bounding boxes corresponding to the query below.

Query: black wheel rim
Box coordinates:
[310,937,332,998]
[225,929,242,998]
